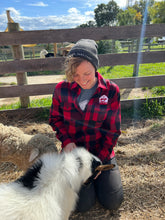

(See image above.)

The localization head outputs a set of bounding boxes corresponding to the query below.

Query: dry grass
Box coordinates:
[0,116,164,220]
[116,118,165,220]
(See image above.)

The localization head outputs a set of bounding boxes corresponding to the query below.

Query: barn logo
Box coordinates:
[99,95,108,105]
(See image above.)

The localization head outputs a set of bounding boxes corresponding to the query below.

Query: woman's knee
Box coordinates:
[76,183,96,212]
[97,186,124,210]
[95,157,124,210]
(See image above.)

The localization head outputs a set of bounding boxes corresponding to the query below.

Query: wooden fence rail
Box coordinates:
[0,75,165,98]
[0,24,165,45]
[0,51,165,75]
[0,23,165,113]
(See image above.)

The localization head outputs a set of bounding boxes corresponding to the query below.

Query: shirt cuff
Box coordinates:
[61,138,74,148]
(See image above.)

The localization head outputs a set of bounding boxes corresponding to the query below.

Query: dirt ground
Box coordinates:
[0,113,164,220]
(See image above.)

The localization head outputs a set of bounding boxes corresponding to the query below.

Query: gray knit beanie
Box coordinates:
[68,39,99,70]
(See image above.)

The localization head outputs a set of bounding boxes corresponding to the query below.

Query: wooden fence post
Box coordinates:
[7,22,30,108]
[54,43,57,57]
[133,39,140,77]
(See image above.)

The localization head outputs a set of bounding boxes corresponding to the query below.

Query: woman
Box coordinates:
[49,39,123,212]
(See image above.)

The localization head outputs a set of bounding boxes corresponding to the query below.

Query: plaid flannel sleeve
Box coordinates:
[49,85,73,147]
[99,84,121,163]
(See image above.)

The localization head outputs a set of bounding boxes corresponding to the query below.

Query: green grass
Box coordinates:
[0,96,52,111]
[98,63,165,98]
[29,97,52,107]
[151,86,165,96]
[98,65,133,78]
[98,62,165,79]
[122,98,165,119]
[0,82,16,86]
[0,102,21,110]
[139,98,165,119]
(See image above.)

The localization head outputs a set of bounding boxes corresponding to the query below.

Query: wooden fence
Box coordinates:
[1,42,164,61]
[0,23,165,115]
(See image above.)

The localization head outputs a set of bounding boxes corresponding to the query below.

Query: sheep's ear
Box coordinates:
[29,148,39,162]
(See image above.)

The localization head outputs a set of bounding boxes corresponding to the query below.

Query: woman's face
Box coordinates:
[73,60,96,89]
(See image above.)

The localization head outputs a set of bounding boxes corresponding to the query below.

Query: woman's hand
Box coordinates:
[63,142,77,152]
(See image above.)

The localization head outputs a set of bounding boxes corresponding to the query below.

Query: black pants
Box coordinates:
[76,157,124,212]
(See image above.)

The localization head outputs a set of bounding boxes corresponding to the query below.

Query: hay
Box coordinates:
[0,118,164,220]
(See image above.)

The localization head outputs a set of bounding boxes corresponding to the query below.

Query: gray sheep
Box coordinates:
[0,123,58,170]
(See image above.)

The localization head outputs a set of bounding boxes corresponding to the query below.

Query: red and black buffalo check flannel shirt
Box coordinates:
[49,72,121,163]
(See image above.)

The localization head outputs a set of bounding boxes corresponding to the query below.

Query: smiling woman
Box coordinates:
[65,58,97,89]
[49,38,123,212]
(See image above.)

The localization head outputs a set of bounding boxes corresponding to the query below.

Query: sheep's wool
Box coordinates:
[0,148,101,220]
[0,123,57,170]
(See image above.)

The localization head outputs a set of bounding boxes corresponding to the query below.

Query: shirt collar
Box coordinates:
[70,81,79,90]
[96,72,107,90]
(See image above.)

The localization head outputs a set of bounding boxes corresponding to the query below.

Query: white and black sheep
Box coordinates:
[0,147,102,220]
[0,123,58,170]
[40,49,54,58]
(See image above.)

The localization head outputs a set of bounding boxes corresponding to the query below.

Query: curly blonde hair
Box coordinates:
[64,56,85,82]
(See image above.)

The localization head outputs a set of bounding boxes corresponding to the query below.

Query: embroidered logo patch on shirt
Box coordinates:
[99,95,108,105]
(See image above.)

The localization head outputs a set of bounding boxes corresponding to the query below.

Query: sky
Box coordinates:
[0,0,127,31]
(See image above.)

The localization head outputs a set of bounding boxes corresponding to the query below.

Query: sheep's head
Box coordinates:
[28,134,58,164]
[40,49,48,58]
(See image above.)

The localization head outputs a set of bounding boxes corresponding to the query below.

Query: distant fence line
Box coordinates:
[0,23,165,115]
[0,42,165,61]
[0,51,165,74]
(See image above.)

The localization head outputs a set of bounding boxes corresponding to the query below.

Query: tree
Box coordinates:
[94,0,119,27]
[117,1,155,76]
[117,8,142,26]
[149,1,165,23]
[77,21,96,28]
[132,0,155,24]
[97,40,121,54]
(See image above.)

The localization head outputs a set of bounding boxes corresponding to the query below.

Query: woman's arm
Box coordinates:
[99,83,121,163]
[49,84,73,147]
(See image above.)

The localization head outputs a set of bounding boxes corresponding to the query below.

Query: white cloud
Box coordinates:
[5,7,21,17]
[85,0,126,9]
[68,8,80,15]
[27,2,48,7]
[85,11,94,17]
[85,0,109,7]
[85,1,93,8]
[0,1,129,32]
[0,7,21,31]
[0,7,94,31]
[116,0,127,8]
